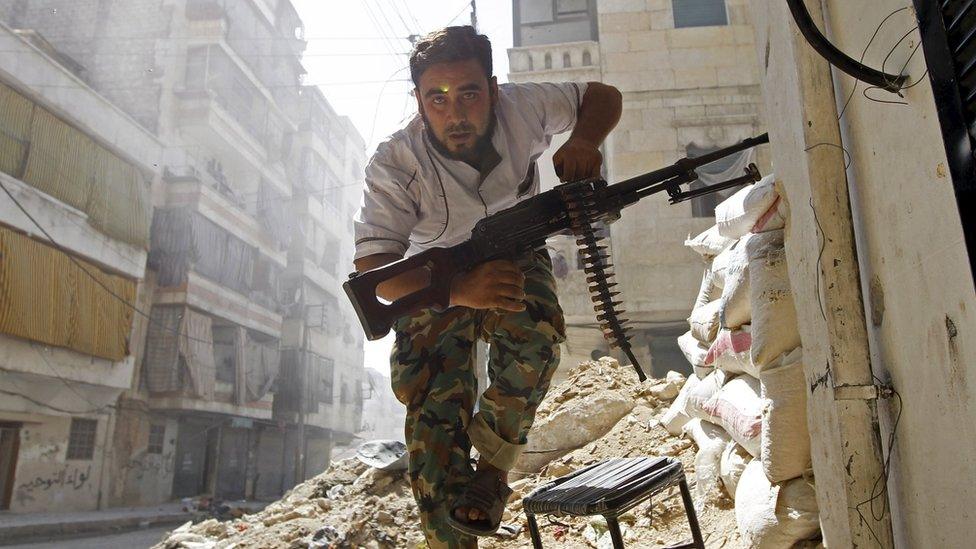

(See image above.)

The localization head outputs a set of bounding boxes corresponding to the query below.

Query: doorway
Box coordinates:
[0,422,21,510]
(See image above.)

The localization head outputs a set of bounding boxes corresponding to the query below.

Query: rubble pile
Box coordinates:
[154,357,744,549]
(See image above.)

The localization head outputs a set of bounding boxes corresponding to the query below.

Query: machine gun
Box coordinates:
[344,133,770,381]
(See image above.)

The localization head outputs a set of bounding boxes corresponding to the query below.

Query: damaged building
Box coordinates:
[0,0,365,511]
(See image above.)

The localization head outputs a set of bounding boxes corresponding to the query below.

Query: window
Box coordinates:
[672,0,728,28]
[686,143,746,218]
[562,52,571,68]
[212,326,238,383]
[318,357,334,403]
[148,424,165,454]
[66,418,97,460]
[556,0,588,16]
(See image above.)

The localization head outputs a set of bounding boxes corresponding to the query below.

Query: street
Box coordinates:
[2,525,170,549]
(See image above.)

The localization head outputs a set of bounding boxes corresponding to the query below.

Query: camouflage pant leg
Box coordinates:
[391,307,479,549]
[469,249,566,470]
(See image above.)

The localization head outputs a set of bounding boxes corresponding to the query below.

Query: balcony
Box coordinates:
[149,206,286,336]
[144,305,279,419]
[162,168,290,263]
[508,40,602,76]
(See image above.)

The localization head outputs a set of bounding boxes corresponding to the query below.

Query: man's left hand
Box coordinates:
[553,137,602,182]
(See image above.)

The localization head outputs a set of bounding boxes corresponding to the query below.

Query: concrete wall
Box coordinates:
[108,408,177,507]
[749,0,976,545]
[819,2,976,546]
[4,412,110,513]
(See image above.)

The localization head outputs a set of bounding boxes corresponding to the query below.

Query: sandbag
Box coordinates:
[682,419,731,510]
[685,224,735,258]
[752,195,786,233]
[748,230,801,367]
[693,268,721,311]
[706,327,755,377]
[716,174,778,239]
[685,370,727,421]
[701,374,763,456]
[735,460,821,548]
[689,300,721,343]
[719,241,751,329]
[720,442,750,497]
[678,331,709,370]
[661,374,701,435]
[760,348,811,482]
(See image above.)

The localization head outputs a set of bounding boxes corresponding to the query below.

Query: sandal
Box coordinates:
[447,469,514,536]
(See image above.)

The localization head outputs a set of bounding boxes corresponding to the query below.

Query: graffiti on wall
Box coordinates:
[14,464,92,505]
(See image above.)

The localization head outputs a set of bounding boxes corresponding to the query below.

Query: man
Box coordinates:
[353,26,621,548]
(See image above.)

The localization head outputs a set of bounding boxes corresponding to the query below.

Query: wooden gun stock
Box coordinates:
[343,247,464,340]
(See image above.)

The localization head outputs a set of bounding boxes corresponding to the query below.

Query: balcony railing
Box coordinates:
[508,41,600,73]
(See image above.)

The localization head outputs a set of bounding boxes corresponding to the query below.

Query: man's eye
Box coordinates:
[462,92,477,100]
[431,96,446,104]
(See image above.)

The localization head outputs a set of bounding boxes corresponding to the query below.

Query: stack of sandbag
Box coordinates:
[664,175,822,546]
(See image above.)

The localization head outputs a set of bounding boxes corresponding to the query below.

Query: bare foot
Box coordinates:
[454,457,509,523]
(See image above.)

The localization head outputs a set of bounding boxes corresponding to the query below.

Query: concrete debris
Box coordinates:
[153,358,742,549]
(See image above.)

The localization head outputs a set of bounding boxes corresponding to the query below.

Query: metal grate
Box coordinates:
[66,418,97,461]
[942,0,976,146]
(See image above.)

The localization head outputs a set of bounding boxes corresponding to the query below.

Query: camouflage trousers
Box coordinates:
[390,249,566,549]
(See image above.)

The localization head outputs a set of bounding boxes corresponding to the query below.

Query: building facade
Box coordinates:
[0,0,365,511]
[0,22,160,512]
[508,0,768,381]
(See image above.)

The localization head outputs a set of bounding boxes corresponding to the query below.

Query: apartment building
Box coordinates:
[0,0,365,509]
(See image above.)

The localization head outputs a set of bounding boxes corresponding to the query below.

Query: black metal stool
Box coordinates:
[522,456,705,549]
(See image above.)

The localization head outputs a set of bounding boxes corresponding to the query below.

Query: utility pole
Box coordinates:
[470,0,478,31]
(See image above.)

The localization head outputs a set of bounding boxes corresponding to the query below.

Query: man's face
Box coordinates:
[415,58,498,162]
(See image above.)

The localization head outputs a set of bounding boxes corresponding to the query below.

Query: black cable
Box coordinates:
[807,197,829,323]
[837,6,911,121]
[787,0,907,92]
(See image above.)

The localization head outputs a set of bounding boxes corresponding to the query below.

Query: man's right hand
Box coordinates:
[450,260,526,311]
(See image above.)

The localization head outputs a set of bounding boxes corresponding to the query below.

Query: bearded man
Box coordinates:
[352,26,621,548]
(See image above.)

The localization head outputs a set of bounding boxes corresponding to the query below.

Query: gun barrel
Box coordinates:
[609,133,769,198]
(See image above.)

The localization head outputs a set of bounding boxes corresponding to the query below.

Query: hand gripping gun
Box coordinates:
[344,133,769,381]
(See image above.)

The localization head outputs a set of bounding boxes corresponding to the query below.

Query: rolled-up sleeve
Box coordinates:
[353,148,418,261]
[511,81,588,136]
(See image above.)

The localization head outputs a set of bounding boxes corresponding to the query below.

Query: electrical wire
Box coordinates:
[837,6,911,121]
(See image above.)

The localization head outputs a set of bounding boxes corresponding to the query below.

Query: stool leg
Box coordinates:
[526,513,543,549]
[605,516,625,549]
[678,478,705,549]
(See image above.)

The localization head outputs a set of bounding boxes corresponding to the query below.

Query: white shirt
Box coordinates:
[353,81,587,260]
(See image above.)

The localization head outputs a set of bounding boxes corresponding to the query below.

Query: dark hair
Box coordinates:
[409,26,493,87]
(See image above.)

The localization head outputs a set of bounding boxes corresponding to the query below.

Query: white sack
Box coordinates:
[689,300,722,344]
[678,331,709,368]
[719,241,751,329]
[748,230,801,367]
[720,442,750,497]
[760,348,811,483]
[661,374,701,435]
[685,369,727,421]
[683,419,732,510]
[685,224,735,258]
[735,460,821,548]
[752,195,786,233]
[706,327,755,377]
[716,174,778,239]
[701,374,763,456]
[693,268,721,311]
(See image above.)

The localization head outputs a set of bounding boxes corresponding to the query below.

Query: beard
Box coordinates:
[423,104,498,165]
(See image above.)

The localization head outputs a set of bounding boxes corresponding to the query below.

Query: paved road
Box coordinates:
[2,525,171,549]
